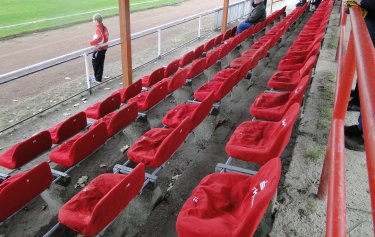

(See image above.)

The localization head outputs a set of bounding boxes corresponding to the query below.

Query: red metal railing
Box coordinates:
[317,4,375,237]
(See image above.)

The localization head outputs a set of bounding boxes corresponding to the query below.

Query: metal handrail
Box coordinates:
[0,0,251,84]
[317,5,375,237]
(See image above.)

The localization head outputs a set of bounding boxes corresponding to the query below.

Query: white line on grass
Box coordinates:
[0,0,173,29]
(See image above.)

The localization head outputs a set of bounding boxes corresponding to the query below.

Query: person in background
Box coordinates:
[236,0,266,34]
[344,0,375,151]
[90,13,109,83]
[296,0,307,7]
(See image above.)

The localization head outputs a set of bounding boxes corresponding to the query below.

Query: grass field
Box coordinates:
[0,0,182,38]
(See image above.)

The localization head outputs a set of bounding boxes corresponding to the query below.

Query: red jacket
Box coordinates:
[90,23,109,51]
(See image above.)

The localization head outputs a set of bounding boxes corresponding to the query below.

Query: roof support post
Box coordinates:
[221,0,230,33]
[118,0,133,87]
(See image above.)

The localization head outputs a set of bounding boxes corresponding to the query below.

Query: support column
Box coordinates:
[118,0,132,87]
[221,0,230,33]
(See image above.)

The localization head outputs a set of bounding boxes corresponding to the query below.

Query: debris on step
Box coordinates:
[63,113,71,116]
[74,176,89,189]
[65,77,71,80]
[99,163,107,168]
[41,204,48,211]
[104,87,111,90]
[172,174,181,181]
[167,183,174,192]
[120,145,130,153]
[13,99,18,102]
[73,103,80,107]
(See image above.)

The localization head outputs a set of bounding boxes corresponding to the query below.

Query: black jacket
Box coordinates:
[248,2,266,23]
[361,0,375,46]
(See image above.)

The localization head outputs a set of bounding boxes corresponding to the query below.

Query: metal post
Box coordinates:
[118,0,133,87]
[83,53,92,94]
[221,0,230,33]
[198,15,202,38]
[157,29,162,59]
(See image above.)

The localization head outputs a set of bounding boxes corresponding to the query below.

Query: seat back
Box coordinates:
[193,45,205,59]
[144,80,169,110]
[106,102,138,137]
[218,43,231,59]
[203,38,215,52]
[213,34,223,47]
[49,112,87,144]
[167,68,189,93]
[97,93,122,118]
[187,58,207,79]
[142,67,165,87]
[119,80,142,103]
[69,122,108,167]
[299,55,318,77]
[164,59,180,78]
[0,162,52,221]
[88,163,145,235]
[269,103,300,157]
[215,72,238,101]
[179,51,195,67]
[231,26,238,38]
[223,28,232,41]
[205,49,220,68]
[191,92,215,129]
[235,158,281,237]
[287,75,311,105]
[0,131,52,170]
[154,117,191,167]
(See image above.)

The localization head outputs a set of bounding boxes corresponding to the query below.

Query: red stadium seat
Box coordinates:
[0,131,52,170]
[164,59,181,78]
[141,67,165,88]
[251,75,310,121]
[176,158,281,237]
[187,58,207,79]
[49,122,108,167]
[203,39,215,52]
[162,92,215,129]
[193,45,205,59]
[85,93,121,120]
[161,68,189,94]
[230,49,260,70]
[223,28,233,41]
[128,117,191,168]
[268,56,316,91]
[217,43,231,59]
[179,51,195,68]
[278,43,320,71]
[225,103,300,165]
[231,26,238,38]
[58,163,145,236]
[113,80,142,104]
[49,112,87,144]
[0,162,52,221]
[205,49,220,68]
[128,80,168,111]
[213,34,223,47]
[194,69,239,102]
[90,102,138,137]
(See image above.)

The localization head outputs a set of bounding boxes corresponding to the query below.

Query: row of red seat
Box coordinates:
[0,6,289,235]
[176,1,334,236]
[53,8,290,235]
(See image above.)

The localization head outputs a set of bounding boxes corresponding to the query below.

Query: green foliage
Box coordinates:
[305,148,323,163]
[0,0,182,37]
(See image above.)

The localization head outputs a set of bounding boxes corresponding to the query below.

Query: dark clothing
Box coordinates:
[92,49,106,82]
[237,1,266,34]
[248,2,267,23]
[296,0,306,7]
[349,0,375,107]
